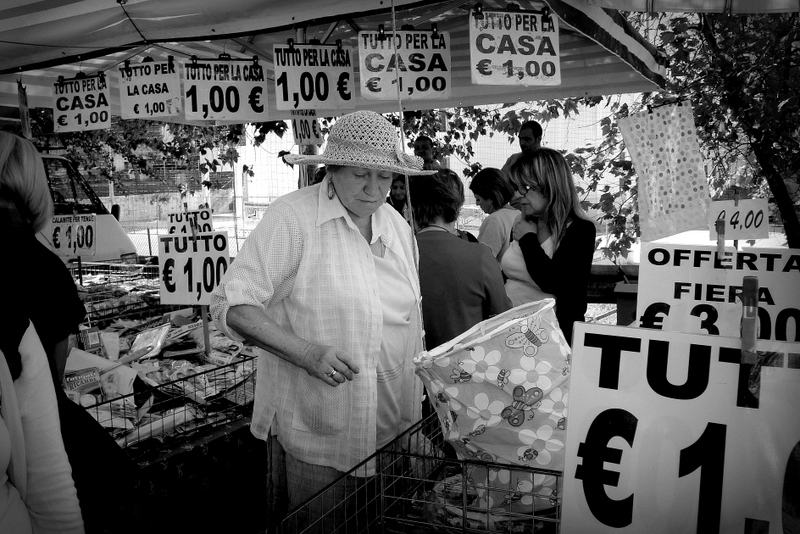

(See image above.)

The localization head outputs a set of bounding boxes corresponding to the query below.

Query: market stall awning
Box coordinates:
[590,0,799,13]
[0,0,667,123]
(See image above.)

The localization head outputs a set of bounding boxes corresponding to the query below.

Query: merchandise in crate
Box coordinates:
[272,413,562,534]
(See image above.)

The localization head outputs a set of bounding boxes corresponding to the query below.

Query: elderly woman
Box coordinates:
[469,167,519,261]
[210,111,435,522]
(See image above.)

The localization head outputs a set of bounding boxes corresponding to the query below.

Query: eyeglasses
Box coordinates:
[512,182,540,196]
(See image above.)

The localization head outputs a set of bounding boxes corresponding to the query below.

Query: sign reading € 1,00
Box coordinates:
[52,75,111,132]
[469,10,561,86]
[119,61,181,119]
[563,323,800,533]
[158,231,230,305]
[51,214,96,257]
[358,30,452,101]
[272,44,355,111]
[182,60,270,122]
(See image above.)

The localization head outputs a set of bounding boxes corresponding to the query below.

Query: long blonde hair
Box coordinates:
[0,132,53,233]
[508,148,589,247]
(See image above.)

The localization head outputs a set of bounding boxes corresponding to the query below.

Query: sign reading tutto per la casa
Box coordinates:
[469,10,561,86]
[52,75,111,132]
[118,60,181,119]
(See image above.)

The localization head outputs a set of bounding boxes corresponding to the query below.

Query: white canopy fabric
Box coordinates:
[589,0,799,13]
[0,0,668,122]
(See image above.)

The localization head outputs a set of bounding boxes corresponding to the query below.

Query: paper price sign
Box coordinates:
[563,323,800,533]
[165,208,213,234]
[53,76,111,132]
[708,198,769,240]
[119,61,181,119]
[469,10,560,86]
[358,30,452,101]
[51,214,96,257]
[290,110,323,145]
[636,243,799,342]
[158,232,230,305]
[273,44,354,110]
[182,61,269,121]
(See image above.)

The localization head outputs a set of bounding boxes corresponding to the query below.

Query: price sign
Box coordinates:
[636,243,799,341]
[51,214,96,257]
[119,61,181,119]
[563,323,800,533]
[182,60,269,121]
[469,10,560,86]
[290,110,323,145]
[708,199,769,240]
[273,44,354,110]
[158,232,230,305]
[165,208,213,235]
[52,76,111,132]
[358,30,452,100]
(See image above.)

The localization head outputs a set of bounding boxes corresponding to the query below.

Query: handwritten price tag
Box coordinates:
[273,44,354,110]
[291,110,323,145]
[158,232,230,305]
[708,199,769,240]
[51,214,96,257]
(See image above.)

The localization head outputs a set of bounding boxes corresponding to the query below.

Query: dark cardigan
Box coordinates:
[517,216,596,346]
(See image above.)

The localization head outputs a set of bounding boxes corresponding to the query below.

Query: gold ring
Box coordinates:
[327,369,338,378]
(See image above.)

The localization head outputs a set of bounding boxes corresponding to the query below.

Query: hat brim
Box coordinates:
[284,153,438,176]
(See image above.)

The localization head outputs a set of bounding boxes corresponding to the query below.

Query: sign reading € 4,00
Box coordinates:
[469,10,560,86]
[158,232,230,305]
[182,60,269,122]
[273,44,354,111]
[119,60,181,119]
[358,30,452,101]
[52,75,111,132]
[562,322,800,533]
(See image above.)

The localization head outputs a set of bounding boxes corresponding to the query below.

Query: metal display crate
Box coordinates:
[272,413,562,533]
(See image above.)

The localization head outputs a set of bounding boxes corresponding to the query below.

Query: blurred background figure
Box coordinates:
[386,175,407,214]
[309,165,327,186]
[469,167,519,262]
[435,169,478,242]
[413,135,442,170]
[502,120,543,177]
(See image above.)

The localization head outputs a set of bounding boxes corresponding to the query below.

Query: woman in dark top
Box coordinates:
[505,148,596,346]
[386,175,407,213]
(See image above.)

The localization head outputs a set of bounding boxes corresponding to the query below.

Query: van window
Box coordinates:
[43,157,108,216]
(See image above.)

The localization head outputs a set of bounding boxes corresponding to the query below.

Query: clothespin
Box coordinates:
[733,186,741,249]
[715,219,725,256]
[473,3,484,20]
[740,276,758,364]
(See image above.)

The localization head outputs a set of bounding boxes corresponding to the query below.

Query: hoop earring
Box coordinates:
[327,180,336,200]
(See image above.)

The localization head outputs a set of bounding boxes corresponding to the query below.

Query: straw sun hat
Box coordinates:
[284,110,438,176]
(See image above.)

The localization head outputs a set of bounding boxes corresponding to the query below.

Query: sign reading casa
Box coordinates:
[52,75,111,132]
[358,30,452,101]
[119,60,181,119]
[469,10,561,86]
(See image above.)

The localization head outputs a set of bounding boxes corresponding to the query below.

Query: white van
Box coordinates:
[36,154,138,262]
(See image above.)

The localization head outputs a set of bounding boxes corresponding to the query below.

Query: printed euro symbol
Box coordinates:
[477,59,492,76]
[639,302,670,329]
[162,258,176,293]
[248,87,264,113]
[574,408,638,528]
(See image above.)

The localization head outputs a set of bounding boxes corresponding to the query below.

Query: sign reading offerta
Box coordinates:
[562,322,800,533]
[469,10,560,86]
[636,243,799,342]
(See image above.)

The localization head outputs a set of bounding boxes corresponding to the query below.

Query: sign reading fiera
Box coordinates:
[469,10,560,86]
[158,231,230,305]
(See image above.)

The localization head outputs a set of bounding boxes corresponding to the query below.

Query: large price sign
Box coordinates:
[469,10,560,86]
[158,232,230,305]
[290,110,323,145]
[182,60,269,121]
[273,44,354,110]
[708,198,770,240]
[358,30,452,100]
[165,208,213,235]
[51,214,96,257]
[637,243,799,341]
[563,323,800,533]
[52,76,111,132]
[119,61,181,119]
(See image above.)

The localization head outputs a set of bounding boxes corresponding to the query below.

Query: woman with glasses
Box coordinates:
[502,148,596,346]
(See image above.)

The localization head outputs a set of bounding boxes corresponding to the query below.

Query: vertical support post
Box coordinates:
[185,201,212,359]
[715,219,725,256]
[741,276,759,364]
[733,187,740,250]
[147,227,153,257]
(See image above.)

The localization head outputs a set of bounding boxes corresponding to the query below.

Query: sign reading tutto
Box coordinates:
[273,44,354,110]
[165,208,213,235]
[52,75,111,132]
[182,60,269,122]
[119,60,181,119]
[469,10,560,86]
[563,322,800,533]
[636,243,799,342]
[158,231,230,305]
[358,30,452,100]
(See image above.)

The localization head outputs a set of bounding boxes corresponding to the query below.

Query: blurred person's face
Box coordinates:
[414,139,435,164]
[509,179,546,220]
[473,193,494,214]
[330,166,394,220]
[518,128,541,153]
[390,180,406,201]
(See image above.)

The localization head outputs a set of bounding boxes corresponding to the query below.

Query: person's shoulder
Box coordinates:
[572,216,597,234]
[273,183,320,208]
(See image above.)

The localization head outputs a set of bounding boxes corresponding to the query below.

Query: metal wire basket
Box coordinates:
[272,412,562,533]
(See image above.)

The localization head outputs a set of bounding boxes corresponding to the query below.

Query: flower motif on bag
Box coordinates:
[509,356,554,391]
[500,385,543,427]
[538,387,568,420]
[458,346,501,384]
[517,424,565,466]
[467,392,506,430]
[505,315,549,357]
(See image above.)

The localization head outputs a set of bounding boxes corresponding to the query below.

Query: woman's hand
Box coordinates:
[301,343,360,387]
[512,218,538,242]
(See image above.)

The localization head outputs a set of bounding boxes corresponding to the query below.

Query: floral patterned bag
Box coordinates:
[414,298,570,518]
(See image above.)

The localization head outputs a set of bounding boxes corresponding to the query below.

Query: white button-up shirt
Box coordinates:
[210,178,423,473]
